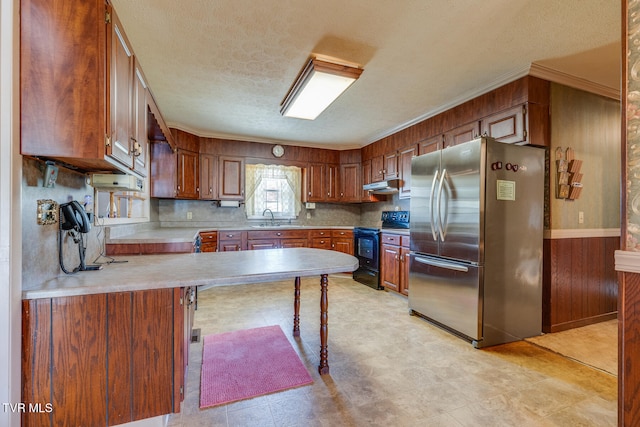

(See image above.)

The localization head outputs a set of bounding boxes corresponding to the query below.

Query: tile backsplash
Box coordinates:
[23,153,408,288]
[22,157,104,288]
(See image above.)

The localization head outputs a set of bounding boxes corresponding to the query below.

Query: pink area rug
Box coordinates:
[200,325,313,408]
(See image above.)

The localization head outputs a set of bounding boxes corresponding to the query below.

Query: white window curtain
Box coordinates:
[245,164,302,219]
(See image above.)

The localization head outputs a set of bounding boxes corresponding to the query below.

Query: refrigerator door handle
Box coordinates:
[429,170,439,240]
[436,169,447,241]
[413,255,469,272]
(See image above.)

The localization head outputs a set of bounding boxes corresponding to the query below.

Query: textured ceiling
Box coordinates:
[111,0,620,149]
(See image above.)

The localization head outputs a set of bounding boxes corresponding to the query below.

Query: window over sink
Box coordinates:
[245,164,302,219]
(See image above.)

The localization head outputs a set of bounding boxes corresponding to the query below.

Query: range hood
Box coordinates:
[363,178,399,194]
[90,174,144,191]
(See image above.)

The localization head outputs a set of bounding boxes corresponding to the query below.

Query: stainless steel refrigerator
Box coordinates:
[409,136,544,348]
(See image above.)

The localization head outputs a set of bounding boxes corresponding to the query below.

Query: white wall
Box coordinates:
[0,1,22,426]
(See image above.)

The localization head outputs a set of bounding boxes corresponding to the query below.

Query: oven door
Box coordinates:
[354,230,379,271]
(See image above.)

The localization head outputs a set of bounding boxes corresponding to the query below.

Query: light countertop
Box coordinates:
[23,248,359,300]
[107,225,355,244]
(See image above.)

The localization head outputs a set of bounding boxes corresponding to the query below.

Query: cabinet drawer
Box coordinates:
[248,229,308,240]
[381,233,401,246]
[199,230,217,239]
[219,231,245,241]
[309,229,331,238]
[311,238,332,250]
[401,235,411,248]
[331,229,353,238]
[281,238,308,248]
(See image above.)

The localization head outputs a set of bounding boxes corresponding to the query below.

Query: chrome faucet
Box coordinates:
[262,208,275,225]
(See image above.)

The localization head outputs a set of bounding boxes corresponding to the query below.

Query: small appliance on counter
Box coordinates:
[352,210,410,289]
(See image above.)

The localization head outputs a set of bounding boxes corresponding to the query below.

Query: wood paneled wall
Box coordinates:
[619,270,640,424]
[543,236,619,332]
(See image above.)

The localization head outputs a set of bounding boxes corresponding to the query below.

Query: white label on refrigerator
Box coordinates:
[496,180,516,201]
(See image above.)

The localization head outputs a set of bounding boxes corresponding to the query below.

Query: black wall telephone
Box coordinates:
[60,200,91,233]
[58,200,101,273]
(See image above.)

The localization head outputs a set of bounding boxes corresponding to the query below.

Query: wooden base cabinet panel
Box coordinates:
[22,295,108,427]
[22,289,188,427]
[380,233,411,295]
[21,299,52,427]
[107,293,134,425]
[132,289,175,420]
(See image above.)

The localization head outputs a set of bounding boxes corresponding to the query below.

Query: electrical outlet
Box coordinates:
[578,211,584,224]
[187,211,193,220]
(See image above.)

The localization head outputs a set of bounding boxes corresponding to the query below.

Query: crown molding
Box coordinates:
[528,63,620,100]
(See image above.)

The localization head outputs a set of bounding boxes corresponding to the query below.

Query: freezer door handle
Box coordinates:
[413,255,469,272]
[429,170,439,241]
[436,169,447,241]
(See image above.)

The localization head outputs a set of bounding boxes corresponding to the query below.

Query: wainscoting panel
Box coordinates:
[543,236,619,332]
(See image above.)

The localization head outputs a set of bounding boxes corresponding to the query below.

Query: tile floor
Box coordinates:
[167,275,617,427]
[526,319,617,376]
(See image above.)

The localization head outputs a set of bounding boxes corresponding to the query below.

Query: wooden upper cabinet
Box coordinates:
[481,104,527,144]
[219,156,245,200]
[398,145,417,199]
[20,0,109,169]
[307,163,326,202]
[132,62,149,177]
[361,159,373,201]
[326,164,340,201]
[176,149,199,199]
[108,9,135,170]
[443,121,480,148]
[150,142,177,198]
[384,152,399,179]
[419,134,443,155]
[339,163,361,202]
[371,156,384,182]
[20,0,172,176]
[199,154,217,200]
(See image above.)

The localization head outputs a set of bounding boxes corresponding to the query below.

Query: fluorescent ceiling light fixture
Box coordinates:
[280,57,363,120]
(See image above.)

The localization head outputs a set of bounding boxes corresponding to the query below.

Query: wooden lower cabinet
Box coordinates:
[331,229,353,255]
[199,230,218,252]
[247,229,308,250]
[106,242,194,255]
[22,288,193,426]
[380,233,411,295]
[218,230,247,251]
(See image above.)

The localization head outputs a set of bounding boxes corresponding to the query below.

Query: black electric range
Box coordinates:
[352,211,409,289]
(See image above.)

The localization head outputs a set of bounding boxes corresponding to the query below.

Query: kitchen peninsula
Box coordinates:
[22,248,358,427]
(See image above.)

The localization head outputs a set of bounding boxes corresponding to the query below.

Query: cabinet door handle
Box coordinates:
[276,232,282,236]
